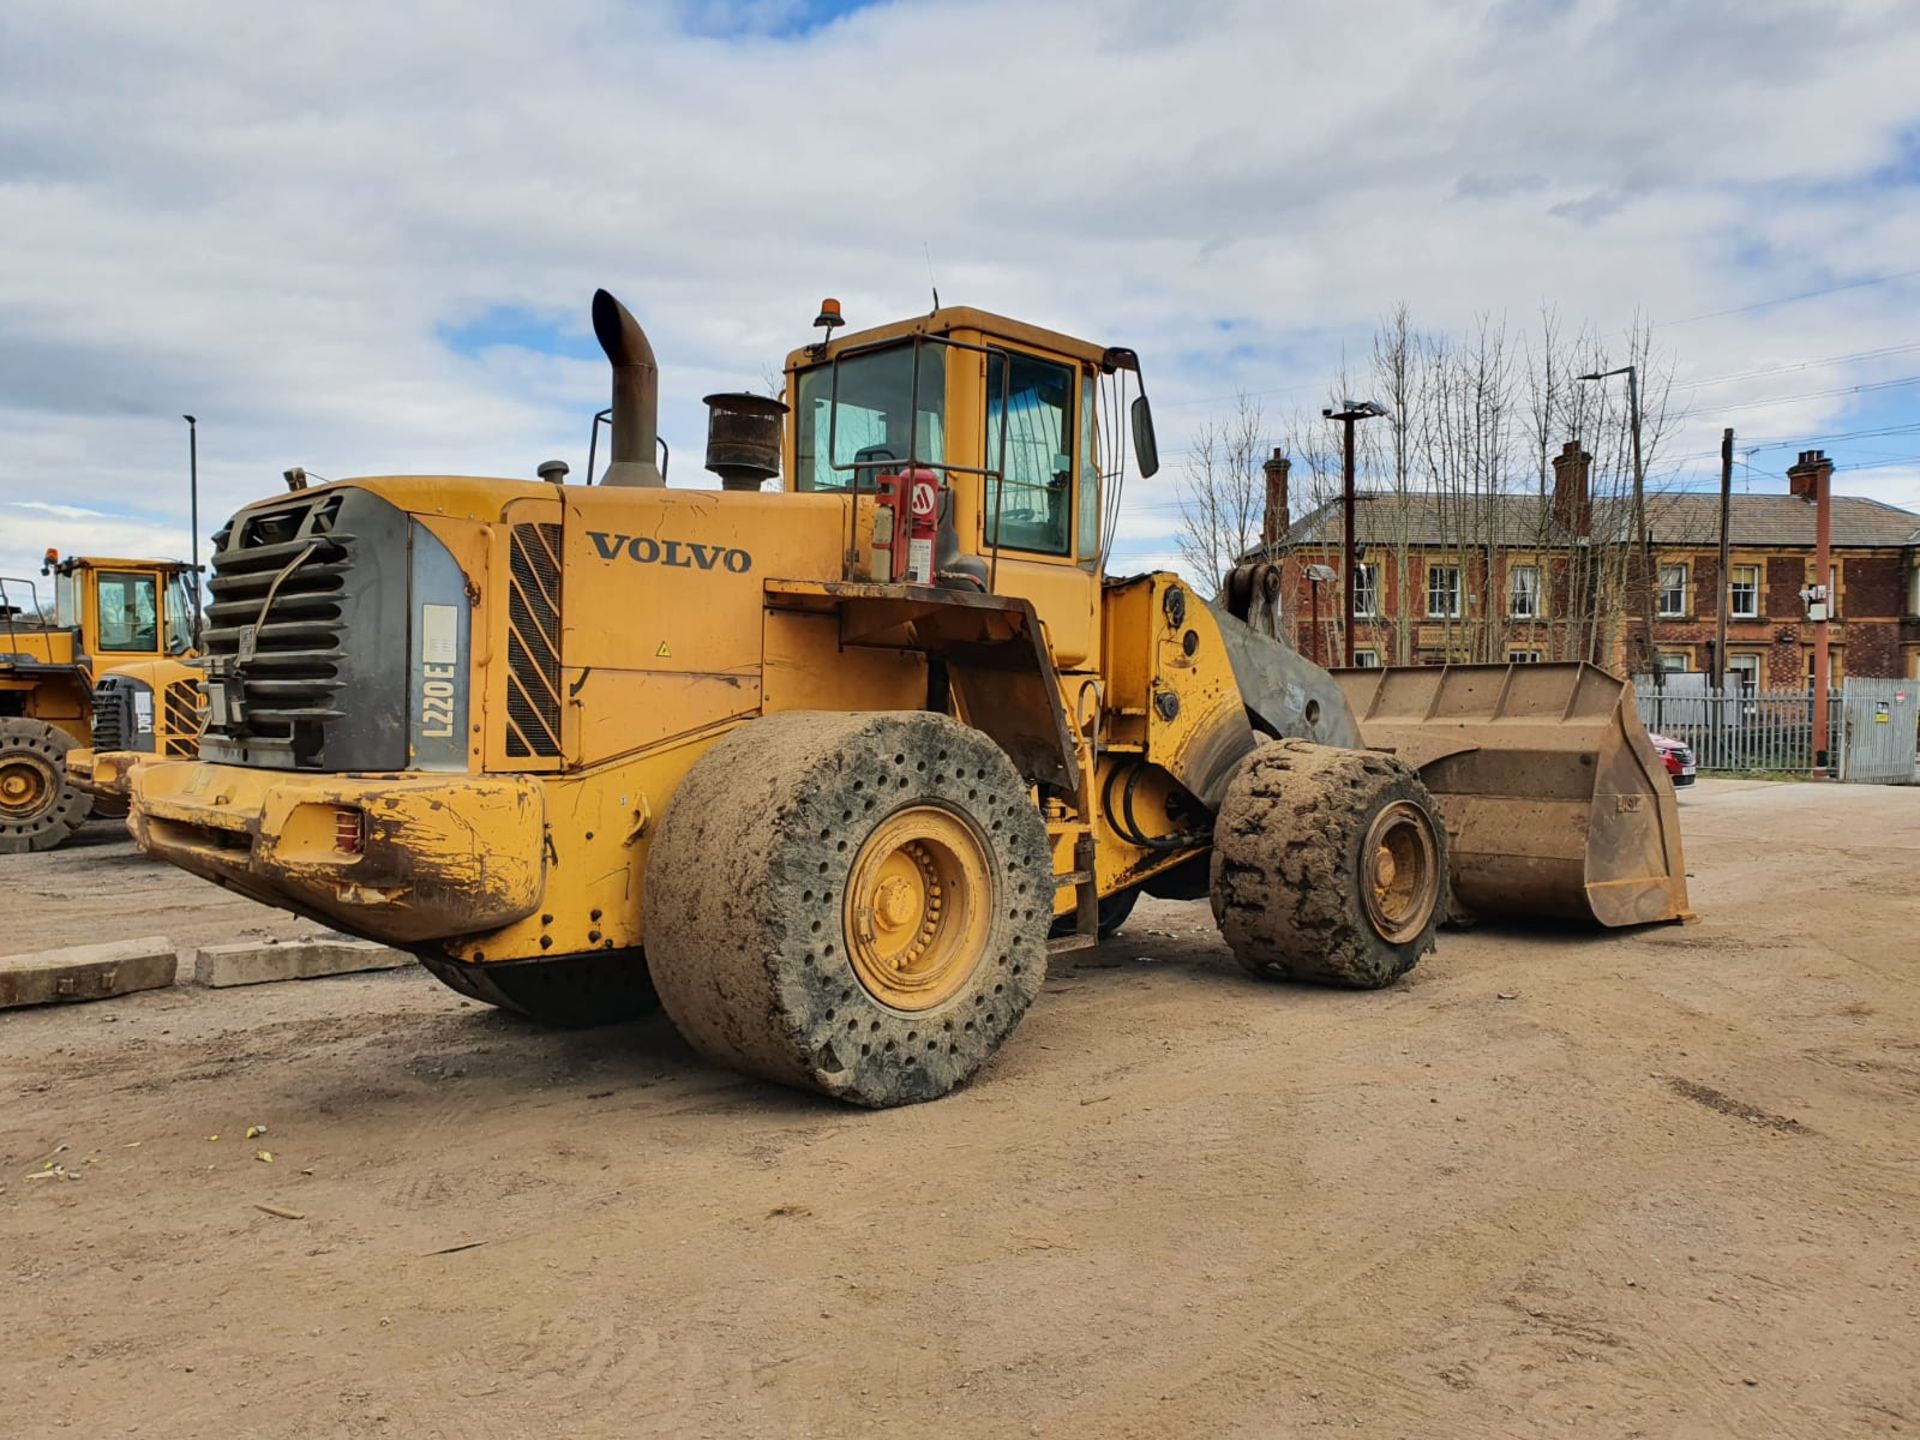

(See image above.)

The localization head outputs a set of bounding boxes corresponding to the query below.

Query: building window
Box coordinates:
[1908,566,1920,618]
[1508,564,1539,619]
[1725,654,1761,695]
[1352,563,1379,619]
[1426,564,1462,618]
[1352,649,1383,668]
[1729,564,1759,619]
[1656,651,1689,674]
[1658,564,1688,618]
[1508,649,1543,664]
[1805,648,1844,689]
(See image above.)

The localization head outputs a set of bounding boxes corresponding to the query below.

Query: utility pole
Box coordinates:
[1716,428,1732,693]
[183,414,201,634]
[1323,401,1389,667]
[1813,458,1832,776]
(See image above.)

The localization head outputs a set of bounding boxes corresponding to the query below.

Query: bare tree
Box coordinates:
[1173,392,1268,597]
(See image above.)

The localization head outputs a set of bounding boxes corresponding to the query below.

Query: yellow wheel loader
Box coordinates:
[128,291,1687,1106]
[0,553,198,851]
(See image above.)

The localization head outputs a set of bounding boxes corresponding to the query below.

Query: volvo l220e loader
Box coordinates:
[129,291,1688,1106]
[0,552,200,851]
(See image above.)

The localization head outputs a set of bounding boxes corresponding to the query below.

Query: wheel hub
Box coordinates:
[0,756,53,820]
[846,805,993,1011]
[1361,800,1440,945]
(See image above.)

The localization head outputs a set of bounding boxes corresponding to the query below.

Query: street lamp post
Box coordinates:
[1305,563,1337,666]
[1576,366,1656,687]
[182,414,201,635]
[1323,401,1389,667]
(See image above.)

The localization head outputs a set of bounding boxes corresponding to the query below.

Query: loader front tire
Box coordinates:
[1210,739,1446,989]
[0,718,93,854]
[645,711,1053,1107]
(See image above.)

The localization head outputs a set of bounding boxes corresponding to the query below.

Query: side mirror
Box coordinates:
[1131,395,1160,478]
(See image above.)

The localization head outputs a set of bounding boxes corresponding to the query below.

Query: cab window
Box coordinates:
[1077,372,1099,562]
[984,351,1075,556]
[795,343,946,491]
[97,571,159,652]
[165,573,194,653]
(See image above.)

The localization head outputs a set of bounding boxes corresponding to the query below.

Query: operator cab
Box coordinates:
[783,304,1159,668]
[42,553,197,661]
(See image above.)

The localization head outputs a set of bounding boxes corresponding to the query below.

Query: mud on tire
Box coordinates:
[0,717,93,854]
[645,710,1053,1108]
[419,950,660,1028]
[1209,739,1447,989]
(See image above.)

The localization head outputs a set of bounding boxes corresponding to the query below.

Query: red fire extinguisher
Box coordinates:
[870,467,941,584]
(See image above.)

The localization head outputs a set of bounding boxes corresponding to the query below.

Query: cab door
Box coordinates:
[979,348,1102,669]
[87,568,166,667]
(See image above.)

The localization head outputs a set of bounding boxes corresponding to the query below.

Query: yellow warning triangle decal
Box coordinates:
[656,640,672,658]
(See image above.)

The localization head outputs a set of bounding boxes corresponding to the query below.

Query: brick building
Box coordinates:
[1245,447,1920,684]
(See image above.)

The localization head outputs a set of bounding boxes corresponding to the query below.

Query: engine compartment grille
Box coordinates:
[504,521,563,759]
[161,676,207,758]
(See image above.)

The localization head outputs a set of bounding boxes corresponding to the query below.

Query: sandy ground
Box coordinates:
[0,780,1916,1438]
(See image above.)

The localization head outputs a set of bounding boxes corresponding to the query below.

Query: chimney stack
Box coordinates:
[1550,441,1592,537]
[1787,448,1832,503]
[1261,449,1291,551]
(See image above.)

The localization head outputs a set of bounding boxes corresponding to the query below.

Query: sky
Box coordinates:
[4,0,1920,593]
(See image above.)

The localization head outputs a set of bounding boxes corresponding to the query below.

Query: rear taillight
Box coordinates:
[333,807,364,855]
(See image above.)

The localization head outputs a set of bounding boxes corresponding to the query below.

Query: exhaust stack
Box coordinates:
[591,289,663,487]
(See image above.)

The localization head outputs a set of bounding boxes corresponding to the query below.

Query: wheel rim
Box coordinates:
[1361,801,1440,945]
[0,753,56,824]
[845,805,993,1012]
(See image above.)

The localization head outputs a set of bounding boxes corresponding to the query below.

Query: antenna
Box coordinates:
[924,241,939,312]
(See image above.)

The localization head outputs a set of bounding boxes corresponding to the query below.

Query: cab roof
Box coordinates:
[53,556,193,575]
[784,305,1120,374]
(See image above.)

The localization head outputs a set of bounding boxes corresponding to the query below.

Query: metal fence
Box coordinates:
[1634,674,1918,782]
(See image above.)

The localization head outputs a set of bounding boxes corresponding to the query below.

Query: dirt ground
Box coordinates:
[1,781,1916,1438]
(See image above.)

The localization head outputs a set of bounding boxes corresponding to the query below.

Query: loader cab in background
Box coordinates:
[46,554,196,663]
[785,307,1156,671]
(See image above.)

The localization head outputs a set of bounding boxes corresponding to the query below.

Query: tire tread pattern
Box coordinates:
[1209,739,1445,989]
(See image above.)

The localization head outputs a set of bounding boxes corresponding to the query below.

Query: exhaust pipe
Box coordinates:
[591,289,663,487]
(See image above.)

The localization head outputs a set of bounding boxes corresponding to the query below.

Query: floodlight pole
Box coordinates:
[1577,365,1654,686]
[183,414,201,634]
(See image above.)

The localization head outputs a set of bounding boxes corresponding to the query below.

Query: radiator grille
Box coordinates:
[161,676,207,758]
[202,493,350,767]
[504,522,563,759]
[90,681,129,751]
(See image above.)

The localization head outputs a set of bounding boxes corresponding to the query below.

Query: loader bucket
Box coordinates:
[1331,663,1690,928]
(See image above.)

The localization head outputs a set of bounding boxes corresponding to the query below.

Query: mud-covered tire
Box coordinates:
[645,710,1052,1108]
[1210,739,1447,989]
[0,718,93,854]
[419,950,660,1028]
[1049,885,1140,941]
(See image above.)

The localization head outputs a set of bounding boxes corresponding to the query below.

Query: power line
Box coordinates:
[1660,266,1920,329]
[1669,339,1920,393]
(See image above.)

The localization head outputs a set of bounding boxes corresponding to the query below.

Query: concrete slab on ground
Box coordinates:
[191,937,414,988]
[0,935,178,1010]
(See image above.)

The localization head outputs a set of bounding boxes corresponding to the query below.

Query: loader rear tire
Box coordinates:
[1049,885,1139,941]
[0,718,93,854]
[419,950,660,1028]
[645,710,1052,1107]
[1210,739,1446,989]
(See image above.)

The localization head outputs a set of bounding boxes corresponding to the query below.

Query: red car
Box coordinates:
[1649,732,1697,788]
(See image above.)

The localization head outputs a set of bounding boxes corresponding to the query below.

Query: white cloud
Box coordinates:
[2,0,1918,588]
